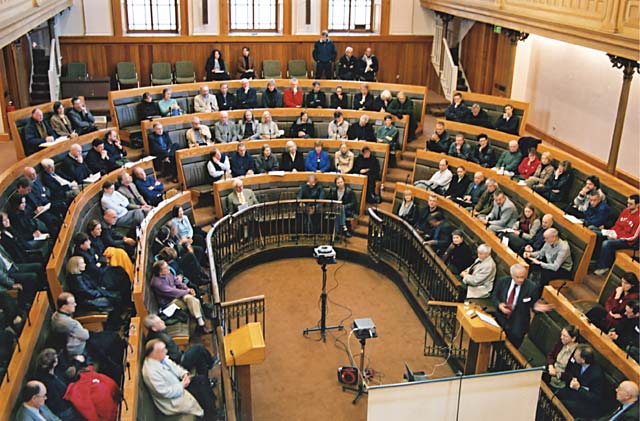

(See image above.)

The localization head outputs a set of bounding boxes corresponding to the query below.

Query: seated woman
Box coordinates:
[150,259,212,334]
[330,85,349,110]
[290,111,315,138]
[505,203,541,254]
[517,148,541,180]
[86,219,133,280]
[261,79,283,108]
[525,151,554,189]
[305,140,330,172]
[153,225,206,287]
[440,230,474,276]
[565,175,605,219]
[65,256,121,315]
[281,140,305,172]
[533,160,572,205]
[157,88,182,117]
[372,90,393,113]
[0,211,49,263]
[205,49,230,81]
[334,142,354,174]
[7,195,50,243]
[257,111,280,139]
[586,272,639,331]
[327,175,356,237]
[237,109,260,141]
[545,325,579,389]
[49,101,77,138]
[396,190,417,226]
[171,205,206,252]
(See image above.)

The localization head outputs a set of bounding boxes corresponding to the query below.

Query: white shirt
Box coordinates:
[101,190,130,218]
[428,168,453,189]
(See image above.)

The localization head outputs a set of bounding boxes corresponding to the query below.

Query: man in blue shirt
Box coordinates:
[148,122,178,181]
[230,143,255,177]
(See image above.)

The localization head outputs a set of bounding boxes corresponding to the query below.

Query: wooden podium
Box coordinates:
[456,305,504,374]
[223,323,266,421]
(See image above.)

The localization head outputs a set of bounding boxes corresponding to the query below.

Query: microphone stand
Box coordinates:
[303,263,344,341]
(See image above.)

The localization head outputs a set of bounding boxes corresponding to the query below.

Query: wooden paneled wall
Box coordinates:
[460,22,516,97]
[59,35,440,91]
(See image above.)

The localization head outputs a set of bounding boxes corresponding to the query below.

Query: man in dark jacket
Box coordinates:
[148,122,178,180]
[337,47,358,80]
[67,97,97,135]
[312,31,337,80]
[556,344,606,418]
[424,213,453,254]
[494,104,520,135]
[216,83,236,111]
[230,143,255,177]
[446,166,471,199]
[85,138,119,175]
[24,108,56,156]
[40,158,78,205]
[297,174,325,234]
[444,93,469,122]
[61,143,91,184]
[353,147,380,204]
[465,103,492,128]
[347,115,375,141]
[236,79,258,109]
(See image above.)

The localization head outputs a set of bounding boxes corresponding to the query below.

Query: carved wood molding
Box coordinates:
[0,0,73,49]
[420,0,639,60]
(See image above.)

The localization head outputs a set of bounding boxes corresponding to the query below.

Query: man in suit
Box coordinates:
[236,78,258,109]
[424,212,453,254]
[557,344,606,418]
[216,82,236,111]
[491,263,552,347]
[226,179,259,215]
[481,191,517,233]
[598,380,639,421]
[15,380,61,421]
[460,244,497,299]
[85,138,119,175]
[193,85,219,113]
[445,166,472,199]
[23,166,67,217]
[454,171,486,208]
[142,339,216,419]
[214,111,239,143]
[40,158,78,204]
[66,97,97,135]
[117,171,148,208]
[16,176,62,238]
[230,142,255,177]
[186,116,212,148]
[148,122,178,181]
[235,46,255,79]
[23,108,56,156]
[494,104,520,135]
[60,143,91,184]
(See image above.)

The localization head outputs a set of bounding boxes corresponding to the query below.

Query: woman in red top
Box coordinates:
[517,147,541,180]
[588,272,639,330]
[283,78,303,108]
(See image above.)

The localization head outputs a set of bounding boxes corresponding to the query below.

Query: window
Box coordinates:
[229,0,278,32]
[125,0,179,33]
[329,0,374,32]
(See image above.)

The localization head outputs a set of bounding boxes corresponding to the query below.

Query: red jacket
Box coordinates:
[518,156,540,179]
[64,369,120,421]
[283,88,303,107]
[612,208,640,245]
[604,291,639,329]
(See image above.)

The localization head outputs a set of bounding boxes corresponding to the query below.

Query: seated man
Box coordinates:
[24,108,56,155]
[347,114,375,142]
[388,92,415,140]
[446,166,471,200]
[594,194,640,275]
[495,140,523,173]
[61,143,92,183]
[464,103,491,128]
[328,111,350,140]
[415,193,441,236]
[15,380,61,421]
[236,78,258,109]
[453,171,486,208]
[353,146,380,204]
[358,47,378,81]
[376,114,399,153]
[235,46,255,79]
[85,138,119,175]
[50,293,90,357]
[103,129,127,165]
[207,148,231,182]
[460,244,497,300]
[193,85,218,113]
[101,209,137,256]
[337,47,357,80]
[255,144,280,174]
[556,344,605,418]
[40,157,79,204]
[305,80,327,108]
[479,191,517,233]
[524,228,573,285]
[283,78,303,108]
[132,166,164,206]
[444,92,469,122]
[216,82,236,111]
[423,212,453,255]
[513,213,554,255]
[138,92,158,121]
[599,380,639,420]
[16,176,62,236]
[473,178,500,216]
[352,83,375,111]
[100,180,147,228]
[144,314,214,377]
[186,116,212,148]
[472,134,497,168]
[148,122,178,181]
[565,175,604,219]
[607,300,640,358]
[305,140,331,173]
[491,263,552,347]
[0,244,41,311]
[414,158,453,195]
[22,166,66,218]
[584,190,615,231]
[494,104,520,135]
[67,97,98,135]
[214,111,239,143]
[448,134,473,161]
[118,171,149,208]
[226,179,259,214]
[426,121,451,154]
[230,142,255,177]
[142,339,215,419]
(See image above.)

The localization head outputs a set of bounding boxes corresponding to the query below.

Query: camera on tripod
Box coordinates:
[313,245,337,265]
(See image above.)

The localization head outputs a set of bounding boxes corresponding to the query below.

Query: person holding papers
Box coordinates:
[24,108,56,156]
[16,177,61,239]
[100,181,147,228]
[61,143,92,183]
[226,179,258,215]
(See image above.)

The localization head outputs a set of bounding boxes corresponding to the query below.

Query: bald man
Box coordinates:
[16,380,61,421]
[186,116,212,148]
[61,143,91,183]
[524,227,573,286]
[597,380,639,420]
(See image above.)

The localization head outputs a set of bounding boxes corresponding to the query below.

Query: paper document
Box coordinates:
[161,303,180,318]
[33,203,51,218]
[40,136,69,147]
[83,173,101,184]
[563,214,583,224]
[268,171,285,176]
[34,233,50,241]
[141,156,156,162]
[476,311,500,328]
[601,229,617,239]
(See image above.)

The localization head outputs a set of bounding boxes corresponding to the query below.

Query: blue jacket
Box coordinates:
[313,39,337,63]
[134,176,164,205]
[584,201,615,228]
[236,87,258,109]
[230,152,255,177]
[305,150,330,172]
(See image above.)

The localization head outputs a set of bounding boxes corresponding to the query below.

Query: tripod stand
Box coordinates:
[342,336,368,404]
[302,263,343,341]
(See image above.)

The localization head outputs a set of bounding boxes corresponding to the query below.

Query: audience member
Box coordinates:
[85,139,119,175]
[424,213,453,254]
[376,115,399,156]
[6,194,49,245]
[101,209,137,256]
[372,90,392,112]
[205,49,230,81]
[583,190,615,230]
[517,148,541,180]
[227,179,259,214]
[117,171,148,212]
[101,180,147,228]
[545,326,579,389]
[22,165,66,217]
[525,228,573,286]
[587,272,639,331]
[525,151,554,189]
[262,79,283,108]
[49,101,76,138]
[444,92,469,122]
[480,191,517,233]
[103,129,127,165]
[281,140,305,172]
[237,109,260,141]
[193,85,218,113]
[257,111,280,139]
[534,160,573,205]
[67,97,98,135]
[448,133,473,161]
[66,253,123,319]
[460,244,496,299]
[186,116,212,148]
[297,174,325,233]
[148,122,178,181]
[388,92,415,139]
[495,140,523,173]
[337,46,357,80]
[138,92,158,121]
[328,175,356,237]
[396,190,417,226]
[290,111,316,138]
[216,82,236,110]
[607,300,640,358]
[426,121,451,154]
[415,193,440,236]
[353,83,375,111]
[328,111,350,140]
[0,211,49,265]
[347,114,375,141]
[445,166,471,199]
[230,142,255,177]
[312,30,337,80]
[565,175,604,219]
[453,171,486,208]
[63,365,120,421]
[283,78,303,108]
[132,165,164,206]
[464,103,491,128]
[594,194,640,275]
[494,104,520,135]
[305,140,330,173]
[24,108,56,155]
[40,157,78,206]
[414,158,452,195]
[207,148,231,182]
[472,133,497,168]
[556,344,605,418]
[0,240,40,310]
[157,88,182,117]
[255,144,280,173]
[597,380,639,420]
[214,111,239,143]
[305,81,327,108]
[15,380,61,421]
[504,203,541,251]
[171,205,206,254]
[236,78,258,109]
[334,142,354,174]
[358,47,378,81]
[353,146,380,204]
[441,230,475,277]
[16,176,62,237]
[330,85,349,109]
[33,348,80,420]
[86,219,133,280]
[235,46,255,79]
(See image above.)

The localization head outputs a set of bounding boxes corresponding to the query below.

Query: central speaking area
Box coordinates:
[224,257,453,421]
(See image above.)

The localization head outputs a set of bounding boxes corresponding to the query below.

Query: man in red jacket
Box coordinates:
[283,78,303,108]
[594,194,640,275]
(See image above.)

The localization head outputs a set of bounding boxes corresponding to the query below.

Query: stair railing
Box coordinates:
[47,38,61,101]
[440,38,458,101]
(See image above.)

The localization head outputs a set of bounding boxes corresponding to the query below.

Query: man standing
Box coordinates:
[15,380,61,421]
[313,30,337,79]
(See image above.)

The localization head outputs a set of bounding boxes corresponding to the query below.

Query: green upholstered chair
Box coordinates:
[261,60,282,79]
[175,61,196,84]
[65,62,88,79]
[287,60,308,79]
[151,62,173,86]
[116,62,139,89]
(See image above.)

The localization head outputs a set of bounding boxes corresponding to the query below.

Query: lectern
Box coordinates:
[456,305,504,374]
[223,323,266,421]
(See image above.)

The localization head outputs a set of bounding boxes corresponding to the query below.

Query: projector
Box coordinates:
[352,318,377,340]
[313,245,336,265]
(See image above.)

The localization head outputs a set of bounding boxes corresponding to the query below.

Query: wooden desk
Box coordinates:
[61,77,111,99]
[457,304,504,374]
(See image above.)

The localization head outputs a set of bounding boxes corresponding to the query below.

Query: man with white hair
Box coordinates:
[61,143,91,183]
[414,158,453,195]
[214,111,239,143]
[226,179,258,214]
[460,244,497,299]
[353,82,375,111]
[193,85,218,113]
[24,108,56,156]
[495,140,523,173]
[337,46,357,80]
[236,78,257,109]
[283,78,303,108]
[186,116,212,148]
[347,114,375,141]
[524,227,573,286]
[358,47,378,81]
[597,380,639,420]
[40,158,79,203]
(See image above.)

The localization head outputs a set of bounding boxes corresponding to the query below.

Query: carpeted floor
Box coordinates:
[224,258,454,421]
